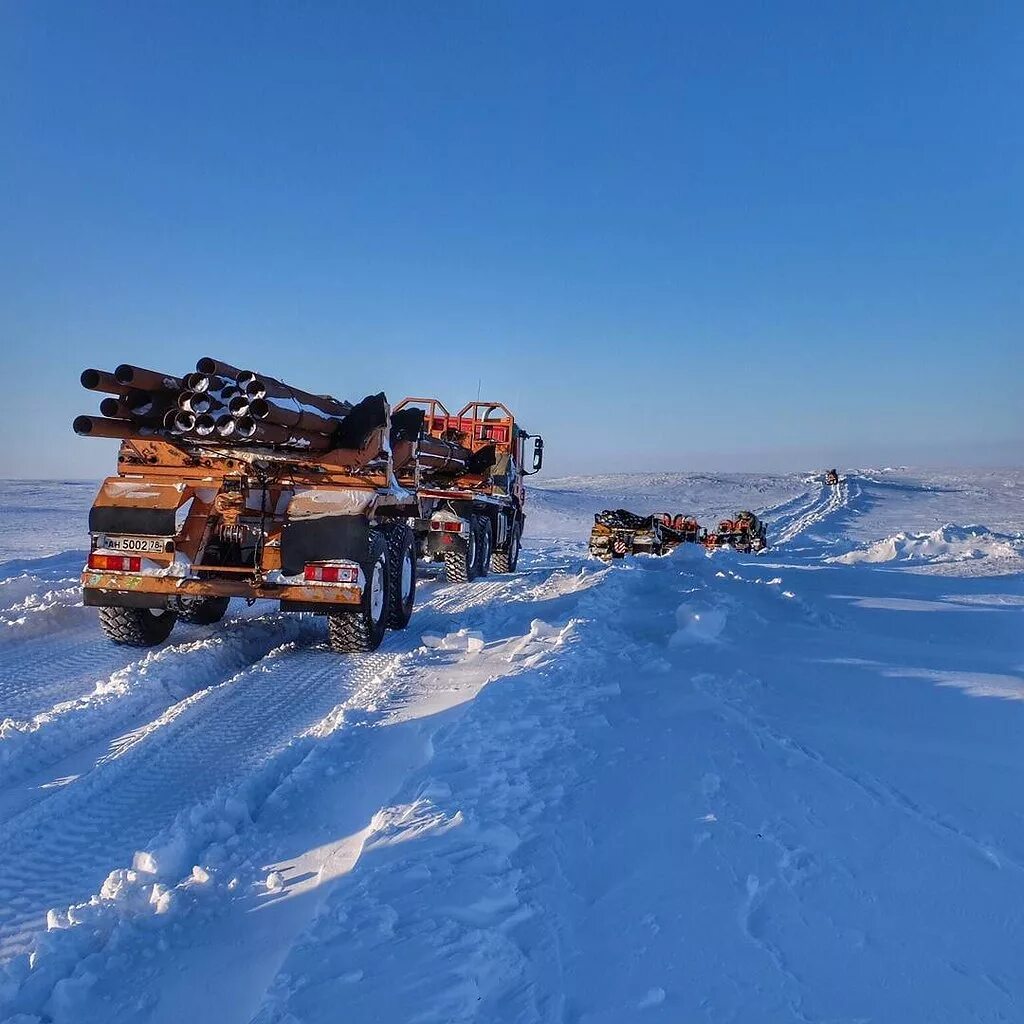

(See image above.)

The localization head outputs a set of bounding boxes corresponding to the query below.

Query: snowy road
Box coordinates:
[1,469,1023,1023]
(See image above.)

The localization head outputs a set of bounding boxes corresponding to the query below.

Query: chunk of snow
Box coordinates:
[833,524,1023,565]
[670,602,727,645]
[132,851,159,876]
[638,987,666,1009]
[420,629,485,652]
[266,871,285,892]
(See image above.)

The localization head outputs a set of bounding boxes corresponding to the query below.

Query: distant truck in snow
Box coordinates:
[589,508,768,560]
[588,510,705,561]
[392,398,544,582]
[704,511,768,553]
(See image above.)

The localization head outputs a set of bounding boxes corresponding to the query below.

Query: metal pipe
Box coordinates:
[177,390,198,412]
[246,397,339,434]
[184,371,227,393]
[80,368,124,396]
[178,391,223,415]
[114,364,183,391]
[173,410,197,433]
[238,371,352,418]
[233,415,332,450]
[194,413,217,437]
[99,397,130,419]
[73,415,148,440]
[214,414,237,439]
[195,356,246,380]
[234,415,257,439]
[227,394,250,416]
[102,390,172,423]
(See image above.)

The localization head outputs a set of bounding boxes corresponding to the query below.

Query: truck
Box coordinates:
[75,361,544,654]
[588,510,704,561]
[704,511,768,553]
[391,398,544,582]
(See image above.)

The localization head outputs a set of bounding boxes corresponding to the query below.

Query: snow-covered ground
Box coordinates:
[1,469,1023,1023]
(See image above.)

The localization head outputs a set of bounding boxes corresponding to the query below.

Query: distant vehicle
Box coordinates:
[704,511,767,553]
[392,398,544,582]
[588,510,705,561]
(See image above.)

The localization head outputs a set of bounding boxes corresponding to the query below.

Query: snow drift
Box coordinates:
[832,523,1024,566]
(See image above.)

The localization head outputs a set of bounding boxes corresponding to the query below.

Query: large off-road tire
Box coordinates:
[386,523,416,630]
[474,516,492,578]
[491,520,522,573]
[444,520,478,584]
[98,606,178,647]
[175,596,230,625]
[328,529,390,653]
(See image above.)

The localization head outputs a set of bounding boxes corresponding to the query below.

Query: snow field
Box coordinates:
[0,468,1022,1022]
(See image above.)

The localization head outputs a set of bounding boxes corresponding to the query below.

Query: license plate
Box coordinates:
[97,535,170,554]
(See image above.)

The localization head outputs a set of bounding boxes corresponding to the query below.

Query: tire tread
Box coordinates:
[98,606,177,647]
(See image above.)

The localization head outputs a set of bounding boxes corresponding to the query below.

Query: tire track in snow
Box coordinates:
[769,477,855,547]
[0,608,243,722]
[0,562,565,962]
[0,568,506,792]
[0,614,313,797]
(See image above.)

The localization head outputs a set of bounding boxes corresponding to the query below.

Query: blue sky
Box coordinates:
[1,1,1021,478]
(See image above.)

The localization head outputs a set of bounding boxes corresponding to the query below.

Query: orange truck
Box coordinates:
[75,360,543,654]
[392,399,544,582]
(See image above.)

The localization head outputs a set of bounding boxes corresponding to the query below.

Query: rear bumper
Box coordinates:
[82,571,362,610]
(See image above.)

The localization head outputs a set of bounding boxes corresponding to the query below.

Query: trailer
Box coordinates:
[76,360,422,653]
[588,510,705,561]
[704,511,768,553]
[392,398,544,583]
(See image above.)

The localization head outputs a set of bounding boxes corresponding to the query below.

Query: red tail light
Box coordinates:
[88,553,142,572]
[304,564,359,583]
[443,521,462,533]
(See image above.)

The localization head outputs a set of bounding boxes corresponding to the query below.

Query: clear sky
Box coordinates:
[1,1,1021,478]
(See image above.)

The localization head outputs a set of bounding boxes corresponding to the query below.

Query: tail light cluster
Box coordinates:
[429,520,465,533]
[88,553,142,572]
[304,563,360,584]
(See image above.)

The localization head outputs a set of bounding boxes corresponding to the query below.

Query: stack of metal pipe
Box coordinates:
[73,357,356,452]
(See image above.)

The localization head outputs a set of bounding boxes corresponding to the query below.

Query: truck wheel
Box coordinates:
[98,606,178,647]
[386,524,416,629]
[175,596,230,625]
[490,521,521,573]
[474,517,492,578]
[444,520,478,584]
[328,529,390,652]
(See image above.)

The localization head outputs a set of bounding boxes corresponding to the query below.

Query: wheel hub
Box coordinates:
[370,558,386,620]
[401,550,414,599]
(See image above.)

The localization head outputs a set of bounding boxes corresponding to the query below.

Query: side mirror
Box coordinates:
[531,436,544,473]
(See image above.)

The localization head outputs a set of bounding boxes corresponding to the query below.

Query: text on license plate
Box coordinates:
[98,535,170,553]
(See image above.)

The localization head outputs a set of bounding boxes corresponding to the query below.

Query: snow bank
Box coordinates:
[832,524,1024,566]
